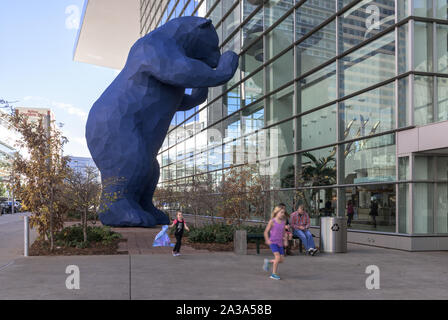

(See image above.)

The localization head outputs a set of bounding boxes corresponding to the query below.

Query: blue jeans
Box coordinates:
[293,229,315,251]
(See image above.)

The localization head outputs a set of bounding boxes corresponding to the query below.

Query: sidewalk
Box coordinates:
[1,243,447,300]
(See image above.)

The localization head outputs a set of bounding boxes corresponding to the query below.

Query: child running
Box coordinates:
[169,211,190,256]
[263,205,287,280]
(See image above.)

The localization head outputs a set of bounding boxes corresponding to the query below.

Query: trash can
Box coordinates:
[320,217,347,253]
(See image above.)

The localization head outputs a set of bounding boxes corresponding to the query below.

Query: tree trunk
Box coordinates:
[83,208,88,243]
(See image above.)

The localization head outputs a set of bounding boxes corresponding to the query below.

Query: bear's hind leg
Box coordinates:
[99,196,157,227]
[140,159,170,225]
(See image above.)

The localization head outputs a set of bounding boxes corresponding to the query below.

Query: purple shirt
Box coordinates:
[269,219,285,246]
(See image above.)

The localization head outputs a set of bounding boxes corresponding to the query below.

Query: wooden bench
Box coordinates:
[247,233,315,254]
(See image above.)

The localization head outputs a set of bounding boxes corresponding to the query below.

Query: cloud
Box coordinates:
[65,5,81,30]
[20,96,88,121]
[50,101,88,121]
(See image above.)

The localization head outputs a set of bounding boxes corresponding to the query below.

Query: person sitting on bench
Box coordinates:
[289,204,318,256]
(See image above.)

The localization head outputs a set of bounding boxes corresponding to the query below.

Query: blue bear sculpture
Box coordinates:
[86,16,239,227]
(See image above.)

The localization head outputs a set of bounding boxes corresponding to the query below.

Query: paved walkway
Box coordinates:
[1,243,447,299]
[111,227,210,255]
[0,212,36,268]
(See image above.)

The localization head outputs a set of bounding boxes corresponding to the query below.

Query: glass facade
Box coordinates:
[140,0,448,236]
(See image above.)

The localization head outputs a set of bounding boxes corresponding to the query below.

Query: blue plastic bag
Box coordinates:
[153,225,175,247]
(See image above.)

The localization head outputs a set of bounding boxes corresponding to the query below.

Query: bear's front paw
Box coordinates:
[217,51,239,77]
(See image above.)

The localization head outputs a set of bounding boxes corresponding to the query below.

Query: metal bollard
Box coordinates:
[24,216,29,257]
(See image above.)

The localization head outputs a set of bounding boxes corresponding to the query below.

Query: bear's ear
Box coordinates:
[199,19,213,29]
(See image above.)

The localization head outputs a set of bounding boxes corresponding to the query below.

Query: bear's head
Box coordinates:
[167,16,221,69]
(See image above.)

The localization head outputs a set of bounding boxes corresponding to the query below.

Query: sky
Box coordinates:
[0,0,118,157]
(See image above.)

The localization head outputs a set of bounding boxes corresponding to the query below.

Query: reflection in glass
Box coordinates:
[298,63,337,113]
[340,31,395,97]
[414,75,434,126]
[265,13,294,60]
[300,104,337,150]
[414,22,433,72]
[344,184,396,232]
[340,83,395,141]
[338,0,395,53]
[266,85,293,126]
[343,134,396,184]
[297,20,336,77]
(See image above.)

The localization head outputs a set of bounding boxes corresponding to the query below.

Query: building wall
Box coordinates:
[140,0,448,249]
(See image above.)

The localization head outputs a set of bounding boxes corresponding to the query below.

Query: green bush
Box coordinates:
[186,223,266,244]
[55,224,122,248]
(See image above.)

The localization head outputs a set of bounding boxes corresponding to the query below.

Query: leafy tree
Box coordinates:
[0,181,7,197]
[0,110,70,251]
[218,165,264,228]
[63,165,102,243]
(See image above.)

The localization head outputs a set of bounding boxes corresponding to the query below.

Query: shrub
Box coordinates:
[54,224,121,248]
[186,223,266,244]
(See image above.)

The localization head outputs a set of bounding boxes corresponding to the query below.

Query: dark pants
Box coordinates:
[347,213,354,226]
[174,233,183,253]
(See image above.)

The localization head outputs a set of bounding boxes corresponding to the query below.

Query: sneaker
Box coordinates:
[263,259,270,272]
[310,248,318,256]
[172,252,177,256]
[270,274,281,280]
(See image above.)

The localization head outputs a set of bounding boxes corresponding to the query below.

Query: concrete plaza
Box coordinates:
[0,242,447,300]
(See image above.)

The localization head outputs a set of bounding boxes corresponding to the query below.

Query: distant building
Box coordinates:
[68,156,100,179]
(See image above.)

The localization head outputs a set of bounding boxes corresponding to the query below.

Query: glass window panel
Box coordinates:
[207,0,221,24]
[223,112,241,142]
[343,133,396,184]
[340,31,395,97]
[267,119,294,159]
[266,85,294,126]
[338,0,395,54]
[223,32,241,87]
[243,70,264,104]
[343,184,396,232]
[437,77,448,122]
[298,63,337,113]
[223,138,244,167]
[397,22,409,74]
[295,187,337,224]
[224,86,241,116]
[241,37,263,78]
[437,156,448,180]
[222,1,241,41]
[414,22,433,72]
[297,20,336,77]
[398,76,409,128]
[261,154,295,190]
[436,182,448,233]
[414,0,433,17]
[300,104,337,150]
[340,83,395,141]
[266,49,294,93]
[414,75,434,126]
[265,13,294,60]
[208,145,222,171]
[242,1,263,49]
[265,0,293,29]
[397,0,410,21]
[196,150,208,174]
[207,99,222,125]
[413,183,434,234]
[398,183,410,233]
[436,0,448,19]
[296,0,335,41]
[437,24,448,73]
[297,146,337,187]
[207,122,222,147]
[414,156,434,180]
[398,156,410,180]
[242,100,264,135]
